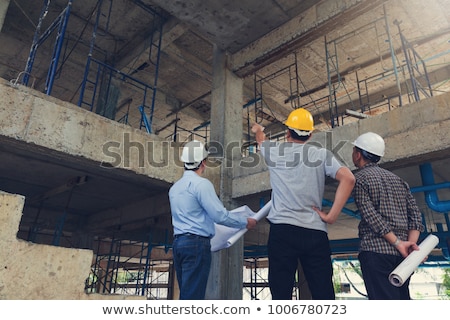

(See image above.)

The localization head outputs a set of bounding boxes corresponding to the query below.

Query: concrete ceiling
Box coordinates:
[2,0,449,139]
[0,0,450,258]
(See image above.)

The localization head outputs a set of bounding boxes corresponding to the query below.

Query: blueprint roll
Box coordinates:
[226,200,272,247]
[388,234,439,287]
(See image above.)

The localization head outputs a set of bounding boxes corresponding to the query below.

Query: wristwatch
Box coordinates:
[392,237,401,247]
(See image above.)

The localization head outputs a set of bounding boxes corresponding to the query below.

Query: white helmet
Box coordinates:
[352,132,385,157]
[180,140,208,169]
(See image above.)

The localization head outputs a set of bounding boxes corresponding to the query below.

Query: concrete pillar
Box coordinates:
[0,0,10,33]
[169,262,179,300]
[206,45,244,299]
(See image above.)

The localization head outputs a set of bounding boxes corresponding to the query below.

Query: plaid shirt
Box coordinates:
[353,163,424,256]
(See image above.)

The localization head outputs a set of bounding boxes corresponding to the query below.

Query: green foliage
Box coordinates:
[333,263,341,293]
[442,268,450,297]
[116,271,136,283]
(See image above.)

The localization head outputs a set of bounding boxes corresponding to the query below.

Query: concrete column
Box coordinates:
[0,0,10,33]
[206,45,244,299]
[169,262,179,300]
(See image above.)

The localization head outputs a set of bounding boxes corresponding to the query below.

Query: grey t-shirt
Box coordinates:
[260,141,343,232]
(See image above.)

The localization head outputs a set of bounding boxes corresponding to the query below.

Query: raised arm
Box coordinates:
[251,123,266,146]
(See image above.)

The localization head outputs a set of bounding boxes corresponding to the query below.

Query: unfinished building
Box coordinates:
[0,0,449,300]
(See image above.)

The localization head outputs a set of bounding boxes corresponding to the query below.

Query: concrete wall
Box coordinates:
[0,190,144,300]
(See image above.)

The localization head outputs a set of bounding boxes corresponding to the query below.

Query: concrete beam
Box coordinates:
[85,191,171,232]
[231,0,388,77]
[115,17,187,72]
[95,240,172,261]
[0,0,9,33]
[0,79,182,184]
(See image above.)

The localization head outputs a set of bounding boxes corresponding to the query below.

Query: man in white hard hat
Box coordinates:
[350,132,424,299]
[169,140,257,300]
[252,108,355,300]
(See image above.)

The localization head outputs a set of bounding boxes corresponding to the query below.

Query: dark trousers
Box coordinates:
[359,251,411,300]
[268,223,335,300]
[173,234,211,300]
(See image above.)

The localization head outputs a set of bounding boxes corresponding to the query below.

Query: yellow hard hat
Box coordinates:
[284,108,314,131]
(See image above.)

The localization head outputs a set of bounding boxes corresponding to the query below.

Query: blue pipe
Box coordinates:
[322,199,360,219]
[419,163,450,213]
[411,182,450,194]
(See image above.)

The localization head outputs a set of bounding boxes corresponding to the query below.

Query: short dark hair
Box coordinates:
[184,162,202,171]
[355,146,381,163]
[289,128,310,141]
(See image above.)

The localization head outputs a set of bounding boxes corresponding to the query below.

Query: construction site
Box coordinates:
[0,0,449,300]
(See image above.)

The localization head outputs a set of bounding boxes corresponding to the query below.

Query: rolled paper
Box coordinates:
[226,200,272,247]
[388,234,439,287]
[210,200,272,252]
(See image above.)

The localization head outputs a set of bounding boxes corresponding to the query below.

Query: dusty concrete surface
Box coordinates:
[0,78,182,185]
[0,190,144,300]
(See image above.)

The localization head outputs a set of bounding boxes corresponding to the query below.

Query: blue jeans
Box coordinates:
[172,234,211,300]
[268,223,335,300]
[359,251,411,300]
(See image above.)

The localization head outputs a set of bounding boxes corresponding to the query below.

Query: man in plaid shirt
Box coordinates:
[351,132,424,300]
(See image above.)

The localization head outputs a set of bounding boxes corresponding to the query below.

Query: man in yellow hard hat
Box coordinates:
[252,108,355,300]
[169,140,257,300]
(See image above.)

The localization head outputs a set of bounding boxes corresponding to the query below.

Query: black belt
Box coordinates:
[174,233,211,240]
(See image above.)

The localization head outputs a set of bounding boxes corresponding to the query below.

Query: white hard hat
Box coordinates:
[180,140,208,169]
[352,132,385,157]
